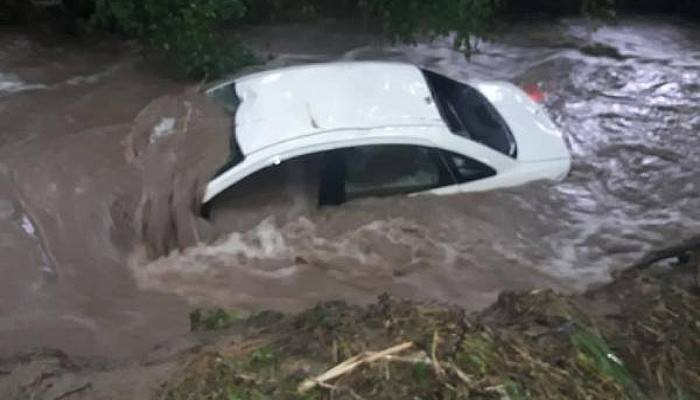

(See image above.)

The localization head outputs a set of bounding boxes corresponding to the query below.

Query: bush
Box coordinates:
[96,0,258,78]
[189,308,242,331]
[242,0,324,22]
[367,0,494,52]
[8,0,658,79]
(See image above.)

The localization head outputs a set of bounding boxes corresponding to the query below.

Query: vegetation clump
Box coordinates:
[95,0,259,78]
[5,0,621,79]
[5,0,700,79]
[366,0,494,53]
[190,308,243,331]
[163,248,700,400]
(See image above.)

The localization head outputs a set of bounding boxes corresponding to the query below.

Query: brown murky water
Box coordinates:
[0,17,699,358]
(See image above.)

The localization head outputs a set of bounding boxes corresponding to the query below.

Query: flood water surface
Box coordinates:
[1,17,699,357]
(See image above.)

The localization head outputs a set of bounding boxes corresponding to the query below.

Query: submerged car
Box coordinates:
[204,62,570,206]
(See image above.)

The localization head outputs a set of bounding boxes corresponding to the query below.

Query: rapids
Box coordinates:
[0,16,698,357]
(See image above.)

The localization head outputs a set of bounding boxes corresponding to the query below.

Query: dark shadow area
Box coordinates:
[502,0,700,17]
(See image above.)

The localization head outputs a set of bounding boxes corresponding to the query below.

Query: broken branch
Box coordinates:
[298,341,414,393]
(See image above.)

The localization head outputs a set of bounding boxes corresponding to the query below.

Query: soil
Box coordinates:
[1,239,698,400]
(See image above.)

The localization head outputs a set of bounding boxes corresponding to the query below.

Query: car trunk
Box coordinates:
[470,81,570,162]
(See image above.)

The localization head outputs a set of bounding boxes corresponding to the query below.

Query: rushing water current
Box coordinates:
[0,16,699,357]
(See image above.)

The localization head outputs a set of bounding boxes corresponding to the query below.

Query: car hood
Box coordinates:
[469,81,570,162]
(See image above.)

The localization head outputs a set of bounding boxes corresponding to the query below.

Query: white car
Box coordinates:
[204,62,570,206]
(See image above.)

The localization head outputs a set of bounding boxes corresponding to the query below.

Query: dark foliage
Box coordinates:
[94,0,258,78]
[2,0,697,79]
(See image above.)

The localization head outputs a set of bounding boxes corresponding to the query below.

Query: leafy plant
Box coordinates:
[190,308,242,331]
[97,0,258,78]
[571,328,645,399]
[366,0,494,53]
[19,0,625,79]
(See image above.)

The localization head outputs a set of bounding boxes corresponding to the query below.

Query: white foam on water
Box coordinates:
[20,214,36,237]
[149,118,176,144]
[0,72,46,95]
[202,217,290,259]
[65,65,122,86]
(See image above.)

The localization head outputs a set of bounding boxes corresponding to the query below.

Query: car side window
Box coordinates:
[343,145,448,200]
[443,151,496,183]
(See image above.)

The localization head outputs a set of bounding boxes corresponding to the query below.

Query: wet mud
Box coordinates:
[0,16,699,358]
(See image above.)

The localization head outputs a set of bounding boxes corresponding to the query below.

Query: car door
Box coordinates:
[319,144,454,205]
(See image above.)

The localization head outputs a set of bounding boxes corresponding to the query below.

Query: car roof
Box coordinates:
[229,62,447,155]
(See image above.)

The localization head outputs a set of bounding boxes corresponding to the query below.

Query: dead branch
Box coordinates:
[298,341,414,393]
[431,330,446,378]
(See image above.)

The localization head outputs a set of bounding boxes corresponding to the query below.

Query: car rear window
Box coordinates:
[207,82,244,177]
[422,69,517,158]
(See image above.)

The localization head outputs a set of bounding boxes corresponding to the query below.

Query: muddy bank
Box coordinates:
[2,241,698,400]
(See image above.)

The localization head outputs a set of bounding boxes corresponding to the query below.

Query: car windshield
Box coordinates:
[422,69,517,158]
[207,82,244,177]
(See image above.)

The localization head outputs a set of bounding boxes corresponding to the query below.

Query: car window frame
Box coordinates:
[441,150,497,184]
[421,69,518,159]
[316,144,501,206]
[204,131,508,207]
[206,82,246,179]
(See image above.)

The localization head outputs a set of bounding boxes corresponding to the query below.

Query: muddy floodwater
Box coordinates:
[0,16,699,358]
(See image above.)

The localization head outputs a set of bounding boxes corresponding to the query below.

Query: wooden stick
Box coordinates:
[298,341,414,393]
[448,362,474,385]
[431,330,446,378]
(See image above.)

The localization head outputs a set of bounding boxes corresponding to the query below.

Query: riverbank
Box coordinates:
[1,240,698,399]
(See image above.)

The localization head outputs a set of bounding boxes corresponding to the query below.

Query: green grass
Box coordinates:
[571,328,645,399]
[190,308,242,331]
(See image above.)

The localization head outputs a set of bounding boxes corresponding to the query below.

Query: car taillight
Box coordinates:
[522,83,546,103]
